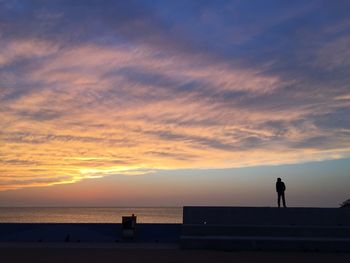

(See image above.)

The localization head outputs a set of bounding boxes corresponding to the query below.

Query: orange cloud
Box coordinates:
[1,39,349,191]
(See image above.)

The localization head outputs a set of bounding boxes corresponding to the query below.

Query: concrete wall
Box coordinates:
[181,207,350,251]
[0,223,181,243]
[183,207,350,226]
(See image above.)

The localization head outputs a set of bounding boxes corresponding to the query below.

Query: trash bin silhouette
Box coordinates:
[121,214,137,240]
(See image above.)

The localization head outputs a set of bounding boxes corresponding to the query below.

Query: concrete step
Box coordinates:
[183,207,350,226]
[180,235,350,251]
[181,224,350,238]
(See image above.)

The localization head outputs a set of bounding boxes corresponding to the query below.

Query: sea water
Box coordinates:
[0,207,182,223]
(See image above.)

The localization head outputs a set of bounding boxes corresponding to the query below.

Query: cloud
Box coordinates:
[0,38,59,66]
[1,0,350,191]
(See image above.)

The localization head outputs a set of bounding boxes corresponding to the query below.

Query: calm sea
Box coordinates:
[0,207,183,223]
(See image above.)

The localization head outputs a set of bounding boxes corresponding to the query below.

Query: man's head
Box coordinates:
[277,178,281,182]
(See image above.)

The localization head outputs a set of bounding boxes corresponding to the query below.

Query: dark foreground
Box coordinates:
[1,246,350,263]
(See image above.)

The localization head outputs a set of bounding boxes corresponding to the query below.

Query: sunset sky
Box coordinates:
[1,0,350,207]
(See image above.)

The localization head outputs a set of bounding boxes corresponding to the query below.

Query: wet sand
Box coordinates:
[1,245,349,263]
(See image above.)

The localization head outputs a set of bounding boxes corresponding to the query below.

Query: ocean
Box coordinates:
[0,207,183,223]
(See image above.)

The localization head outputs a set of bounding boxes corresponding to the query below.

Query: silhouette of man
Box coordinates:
[276,178,287,208]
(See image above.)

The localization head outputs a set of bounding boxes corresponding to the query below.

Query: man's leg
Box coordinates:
[282,192,286,208]
[278,193,281,207]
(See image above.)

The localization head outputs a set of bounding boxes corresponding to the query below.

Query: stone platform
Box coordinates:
[180,207,350,251]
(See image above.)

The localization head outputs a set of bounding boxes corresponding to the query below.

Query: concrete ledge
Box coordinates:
[0,223,181,243]
[181,224,350,238]
[183,207,350,226]
[180,235,350,251]
[0,242,179,249]
[181,207,350,251]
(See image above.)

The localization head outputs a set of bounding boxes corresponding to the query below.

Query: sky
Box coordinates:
[0,0,349,207]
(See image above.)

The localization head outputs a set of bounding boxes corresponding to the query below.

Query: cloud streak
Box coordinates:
[1,0,350,191]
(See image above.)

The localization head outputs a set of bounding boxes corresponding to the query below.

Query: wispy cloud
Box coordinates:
[1,0,350,191]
